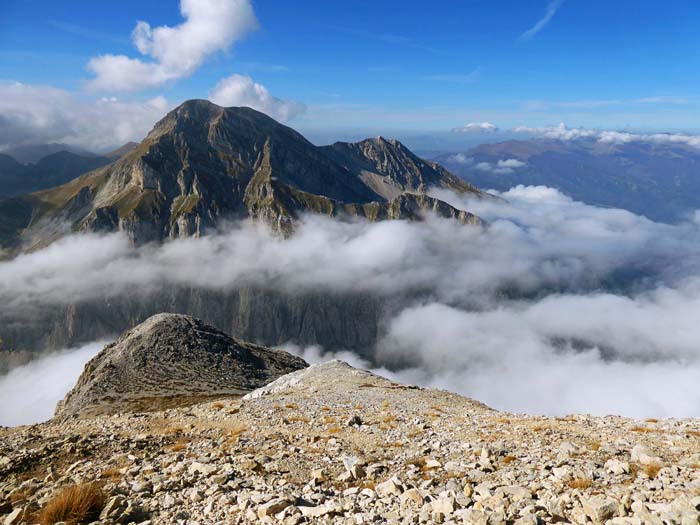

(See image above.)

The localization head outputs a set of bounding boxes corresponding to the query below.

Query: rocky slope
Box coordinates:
[55,313,307,419]
[0,100,482,253]
[2,359,700,525]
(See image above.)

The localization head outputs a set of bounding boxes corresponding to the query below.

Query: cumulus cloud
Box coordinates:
[5,186,700,419]
[0,82,170,152]
[452,122,498,133]
[209,74,306,121]
[514,122,700,149]
[474,158,527,174]
[88,0,258,91]
[0,341,103,426]
[447,153,474,165]
[519,0,565,41]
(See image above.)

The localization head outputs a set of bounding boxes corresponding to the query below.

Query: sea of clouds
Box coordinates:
[3,185,700,425]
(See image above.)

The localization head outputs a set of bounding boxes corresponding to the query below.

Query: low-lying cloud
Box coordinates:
[0,342,103,426]
[4,186,700,421]
[514,122,700,149]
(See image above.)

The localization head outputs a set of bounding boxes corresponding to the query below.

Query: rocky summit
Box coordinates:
[3,324,700,524]
[55,313,308,419]
[0,100,482,254]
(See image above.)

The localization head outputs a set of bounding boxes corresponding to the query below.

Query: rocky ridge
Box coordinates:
[55,314,308,419]
[3,359,700,524]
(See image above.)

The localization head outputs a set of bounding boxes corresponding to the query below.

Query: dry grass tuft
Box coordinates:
[284,403,299,410]
[567,477,592,490]
[327,426,342,434]
[645,418,659,423]
[38,484,106,525]
[286,416,311,423]
[99,468,123,482]
[644,463,662,479]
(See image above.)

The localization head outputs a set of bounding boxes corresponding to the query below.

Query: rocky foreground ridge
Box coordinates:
[2,318,700,525]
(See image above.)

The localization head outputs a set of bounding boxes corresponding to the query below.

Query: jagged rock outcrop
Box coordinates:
[0,100,483,252]
[55,313,308,419]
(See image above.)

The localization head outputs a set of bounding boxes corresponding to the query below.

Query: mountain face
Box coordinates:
[0,151,113,199]
[433,138,700,223]
[55,313,308,419]
[0,100,482,253]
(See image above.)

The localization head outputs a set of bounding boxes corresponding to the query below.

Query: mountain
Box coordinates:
[2,142,98,164]
[55,313,307,419]
[433,138,700,223]
[0,151,112,199]
[0,100,482,253]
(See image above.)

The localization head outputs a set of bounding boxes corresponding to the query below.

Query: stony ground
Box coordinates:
[2,361,700,525]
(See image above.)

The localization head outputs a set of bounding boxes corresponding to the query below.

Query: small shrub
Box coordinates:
[567,477,592,490]
[38,484,106,525]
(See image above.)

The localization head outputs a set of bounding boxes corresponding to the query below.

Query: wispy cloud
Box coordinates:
[237,61,289,73]
[522,96,693,111]
[425,69,481,85]
[321,25,439,53]
[48,20,130,45]
[519,0,564,41]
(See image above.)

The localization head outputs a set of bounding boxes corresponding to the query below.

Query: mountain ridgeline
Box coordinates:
[0,100,484,368]
[433,138,700,223]
[0,99,482,254]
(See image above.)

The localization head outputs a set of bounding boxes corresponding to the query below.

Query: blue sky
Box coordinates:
[1,0,700,150]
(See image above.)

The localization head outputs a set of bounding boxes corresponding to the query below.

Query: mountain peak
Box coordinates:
[0,102,483,251]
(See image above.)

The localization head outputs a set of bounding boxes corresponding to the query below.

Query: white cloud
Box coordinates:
[474,158,527,174]
[513,122,700,148]
[497,159,526,169]
[6,186,700,419]
[0,82,171,152]
[0,341,103,426]
[447,153,474,165]
[452,122,498,133]
[209,74,306,122]
[87,0,258,92]
[519,0,565,41]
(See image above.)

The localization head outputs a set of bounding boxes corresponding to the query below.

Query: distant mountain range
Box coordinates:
[0,99,481,254]
[432,139,700,223]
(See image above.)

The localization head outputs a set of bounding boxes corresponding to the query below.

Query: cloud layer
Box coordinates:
[4,186,700,420]
[0,342,103,426]
[0,82,170,152]
[514,122,700,149]
[88,0,258,91]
